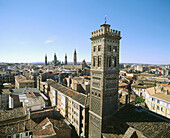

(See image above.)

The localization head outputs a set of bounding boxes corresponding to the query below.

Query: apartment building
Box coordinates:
[0,71,20,85]
[23,70,39,88]
[145,85,170,119]
[9,88,48,111]
[49,82,89,137]
[15,75,34,89]
[64,76,90,95]
[132,80,155,97]
[0,91,9,109]
[37,72,57,92]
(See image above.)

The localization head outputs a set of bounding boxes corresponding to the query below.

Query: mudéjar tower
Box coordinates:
[89,20,121,138]
[73,49,77,65]
[45,54,47,65]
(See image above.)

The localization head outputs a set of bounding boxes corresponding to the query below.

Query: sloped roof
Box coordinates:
[34,117,56,136]
[62,65,82,69]
[146,87,170,102]
[0,119,37,136]
[0,107,27,122]
[50,82,88,107]
[103,104,170,137]
[11,88,41,95]
[113,104,170,137]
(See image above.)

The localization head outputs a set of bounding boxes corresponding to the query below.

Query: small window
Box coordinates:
[157,100,160,104]
[107,56,111,67]
[98,45,101,51]
[167,110,170,115]
[98,56,101,67]
[93,46,96,52]
[93,57,96,67]
[107,45,111,52]
[107,40,109,42]
[161,107,164,112]
[157,106,159,110]
[113,46,117,52]
[112,57,116,67]
[16,134,20,138]
[29,132,33,136]
[152,103,155,110]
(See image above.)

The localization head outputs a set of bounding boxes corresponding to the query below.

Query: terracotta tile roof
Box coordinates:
[0,119,37,136]
[112,104,170,137]
[119,83,128,87]
[34,117,56,136]
[161,83,170,87]
[132,84,154,89]
[0,107,27,122]
[15,75,34,83]
[49,118,70,129]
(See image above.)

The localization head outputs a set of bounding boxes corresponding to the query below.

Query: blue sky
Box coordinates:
[0,0,170,64]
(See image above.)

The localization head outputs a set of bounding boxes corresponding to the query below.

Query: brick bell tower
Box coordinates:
[89,18,121,138]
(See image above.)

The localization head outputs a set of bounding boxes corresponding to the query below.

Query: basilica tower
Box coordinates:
[65,53,67,65]
[45,54,47,65]
[54,53,57,66]
[73,49,77,65]
[89,20,121,138]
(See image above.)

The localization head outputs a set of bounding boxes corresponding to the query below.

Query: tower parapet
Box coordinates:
[91,24,121,38]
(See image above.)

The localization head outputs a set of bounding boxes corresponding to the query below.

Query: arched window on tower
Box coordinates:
[107,45,111,52]
[113,46,117,52]
[93,56,96,67]
[107,56,111,67]
[112,57,117,67]
[98,56,101,67]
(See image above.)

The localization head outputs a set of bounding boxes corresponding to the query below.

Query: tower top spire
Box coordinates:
[105,15,107,24]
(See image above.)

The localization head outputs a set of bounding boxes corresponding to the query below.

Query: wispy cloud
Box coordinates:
[45,40,54,44]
